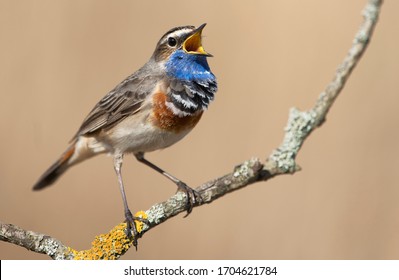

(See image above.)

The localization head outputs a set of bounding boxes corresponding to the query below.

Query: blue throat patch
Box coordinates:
[164,49,217,114]
[165,50,215,82]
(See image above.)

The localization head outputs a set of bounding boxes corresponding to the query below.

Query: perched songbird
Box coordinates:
[33,24,217,246]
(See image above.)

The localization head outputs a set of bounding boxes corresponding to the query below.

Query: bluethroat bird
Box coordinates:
[33,24,217,246]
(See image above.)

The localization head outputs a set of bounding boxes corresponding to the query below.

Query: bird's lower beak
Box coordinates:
[183,23,212,57]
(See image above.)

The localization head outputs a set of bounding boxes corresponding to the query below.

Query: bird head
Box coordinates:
[152,23,212,63]
[151,24,217,115]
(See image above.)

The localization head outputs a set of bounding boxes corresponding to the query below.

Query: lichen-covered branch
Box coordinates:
[0,222,72,260]
[0,0,382,260]
[265,0,382,175]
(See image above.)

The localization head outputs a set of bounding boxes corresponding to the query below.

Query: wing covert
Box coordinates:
[75,72,157,137]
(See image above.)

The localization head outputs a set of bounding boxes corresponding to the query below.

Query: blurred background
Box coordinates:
[1,0,398,259]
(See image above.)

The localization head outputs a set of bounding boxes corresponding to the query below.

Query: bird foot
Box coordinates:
[124,210,149,250]
[176,182,203,217]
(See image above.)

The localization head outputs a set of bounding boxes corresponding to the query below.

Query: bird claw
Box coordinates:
[176,182,203,217]
[124,210,149,250]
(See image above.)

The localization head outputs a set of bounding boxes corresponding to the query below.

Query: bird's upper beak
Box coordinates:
[183,23,212,57]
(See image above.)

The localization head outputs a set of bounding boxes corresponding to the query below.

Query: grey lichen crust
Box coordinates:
[267,108,317,174]
[233,158,261,181]
[0,222,70,260]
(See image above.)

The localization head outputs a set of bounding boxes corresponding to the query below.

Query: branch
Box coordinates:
[0,0,383,260]
[0,222,72,260]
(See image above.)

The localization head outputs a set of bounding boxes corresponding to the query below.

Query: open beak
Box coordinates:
[183,23,212,57]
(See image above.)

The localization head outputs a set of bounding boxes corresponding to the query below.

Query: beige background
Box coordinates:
[1,0,398,259]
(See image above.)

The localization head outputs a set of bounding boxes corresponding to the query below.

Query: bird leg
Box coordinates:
[114,154,147,249]
[134,152,203,217]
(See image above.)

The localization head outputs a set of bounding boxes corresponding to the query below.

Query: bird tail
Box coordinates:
[33,143,77,190]
[33,137,105,190]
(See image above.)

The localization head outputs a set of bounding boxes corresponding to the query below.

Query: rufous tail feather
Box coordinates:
[33,144,76,190]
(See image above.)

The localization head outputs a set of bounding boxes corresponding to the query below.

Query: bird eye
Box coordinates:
[167,37,177,47]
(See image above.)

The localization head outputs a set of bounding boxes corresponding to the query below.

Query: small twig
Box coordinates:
[0,0,383,260]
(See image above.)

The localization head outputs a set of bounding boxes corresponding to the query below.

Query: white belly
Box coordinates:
[98,111,191,154]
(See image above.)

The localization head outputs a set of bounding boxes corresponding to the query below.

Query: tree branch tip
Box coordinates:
[294,164,302,172]
[363,0,382,20]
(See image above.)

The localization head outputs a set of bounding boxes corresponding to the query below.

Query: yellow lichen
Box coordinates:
[134,210,148,233]
[66,211,148,260]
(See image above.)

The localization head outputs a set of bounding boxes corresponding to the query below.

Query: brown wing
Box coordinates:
[75,69,158,138]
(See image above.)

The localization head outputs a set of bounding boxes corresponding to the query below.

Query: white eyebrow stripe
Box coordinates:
[169,28,193,38]
[160,28,194,44]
